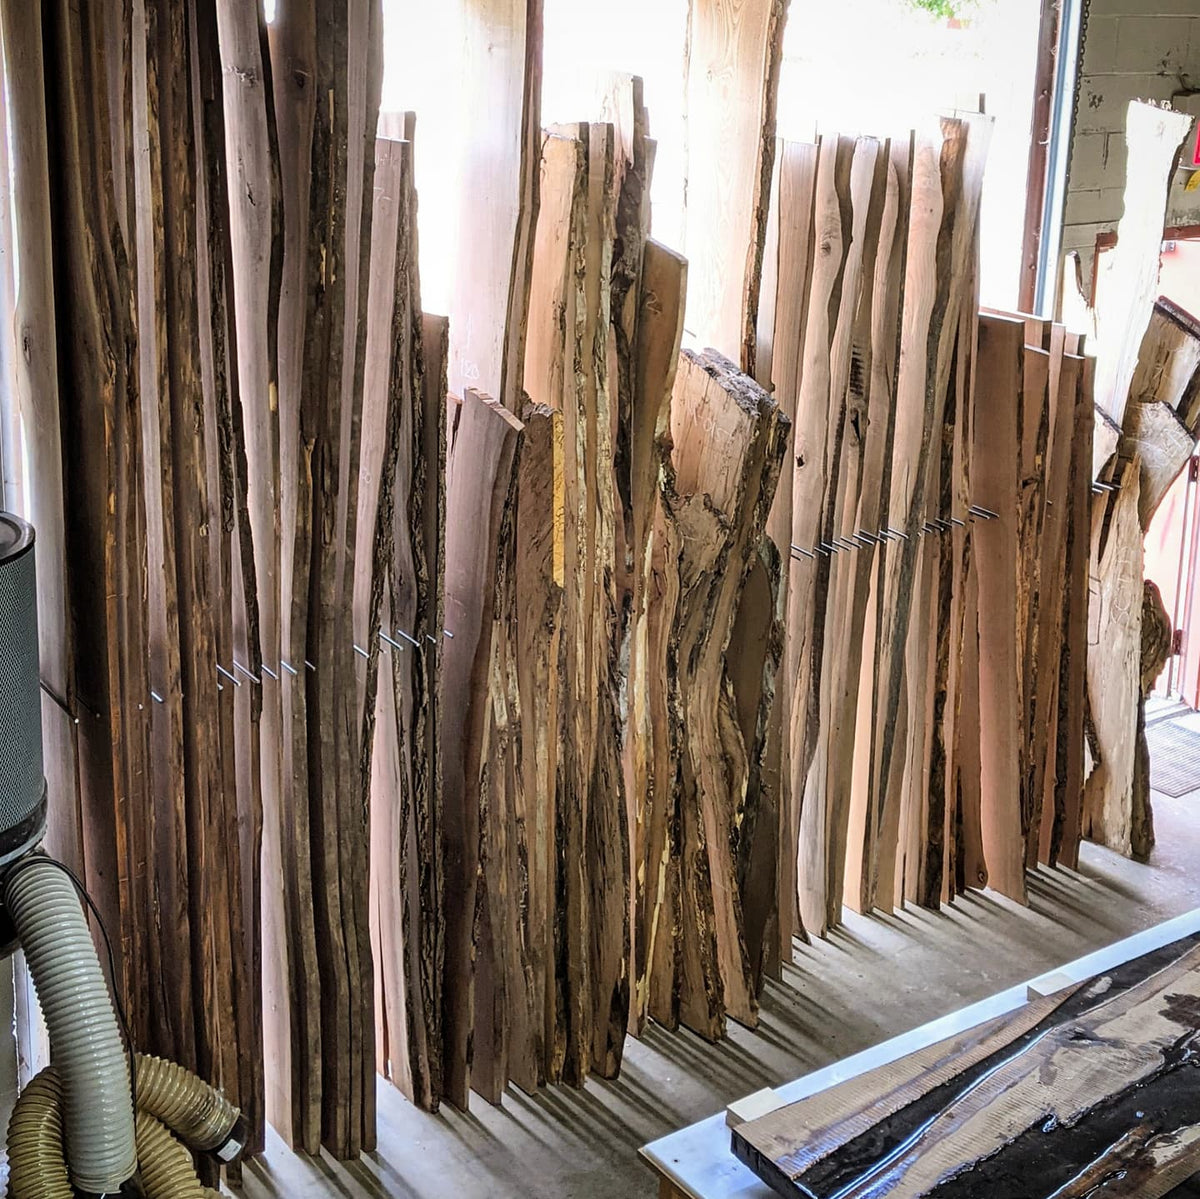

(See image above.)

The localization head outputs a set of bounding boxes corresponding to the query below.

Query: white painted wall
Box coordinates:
[1063,0,1200,281]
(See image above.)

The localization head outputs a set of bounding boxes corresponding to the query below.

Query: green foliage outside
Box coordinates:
[905,0,979,20]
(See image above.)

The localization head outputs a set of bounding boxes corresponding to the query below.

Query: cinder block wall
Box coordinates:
[1064,0,1200,281]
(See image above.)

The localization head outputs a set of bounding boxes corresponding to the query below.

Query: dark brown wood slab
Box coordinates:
[734,934,1200,1199]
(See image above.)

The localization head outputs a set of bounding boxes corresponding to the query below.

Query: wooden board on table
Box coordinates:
[734,934,1200,1199]
[681,0,789,372]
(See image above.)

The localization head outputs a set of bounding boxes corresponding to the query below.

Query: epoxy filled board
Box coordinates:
[732,934,1200,1199]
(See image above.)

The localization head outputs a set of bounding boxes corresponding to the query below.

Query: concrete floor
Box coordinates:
[231,772,1200,1199]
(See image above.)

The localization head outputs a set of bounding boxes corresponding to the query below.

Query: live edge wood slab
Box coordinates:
[733,933,1200,1198]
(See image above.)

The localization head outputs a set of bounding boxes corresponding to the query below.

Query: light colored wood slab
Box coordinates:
[972,314,1027,904]
[681,0,789,372]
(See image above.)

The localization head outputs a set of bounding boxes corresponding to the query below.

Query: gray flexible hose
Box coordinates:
[5,858,137,1193]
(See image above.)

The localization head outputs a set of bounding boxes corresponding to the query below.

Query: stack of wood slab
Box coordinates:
[747,114,1100,955]
[11,0,1196,1174]
[264,0,391,1159]
[415,72,793,1099]
[0,0,440,1166]
[0,0,278,1177]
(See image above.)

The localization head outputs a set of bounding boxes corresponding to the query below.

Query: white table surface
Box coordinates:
[639,907,1200,1198]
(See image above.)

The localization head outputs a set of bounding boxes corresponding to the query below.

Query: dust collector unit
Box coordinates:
[0,513,46,866]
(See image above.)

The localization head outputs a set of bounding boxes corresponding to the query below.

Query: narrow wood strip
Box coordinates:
[1055,358,1094,870]
[132,0,201,1078]
[514,402,564,1086]
[845,134,910,915]
[788,133,852,935]
[761,139,819,960]
[681,0,789,373]
[1082,457,1143,858]
[440,390,523,1110]
[972,314,1026,904]
[628,241,687,1034]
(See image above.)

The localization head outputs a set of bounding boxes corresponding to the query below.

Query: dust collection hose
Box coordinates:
[132,1111,222,1199]
[4,1068,71,1198]
[135,1054,243,1158]
[7,1056,241,1197]
[3,856,137,1193]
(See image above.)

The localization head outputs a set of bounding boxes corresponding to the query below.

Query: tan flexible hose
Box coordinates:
[6,1062,242,1198]
[135,1052,239,1152]
[134,1111,211,1199]
[5,1069,72,1199]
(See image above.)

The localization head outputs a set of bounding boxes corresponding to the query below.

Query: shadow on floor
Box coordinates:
[231,784,1200,1199]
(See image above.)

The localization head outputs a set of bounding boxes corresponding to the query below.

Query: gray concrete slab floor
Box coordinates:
[231,782,1200,1198]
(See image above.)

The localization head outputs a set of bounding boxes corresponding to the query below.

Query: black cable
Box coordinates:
[2,852,139,1116]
